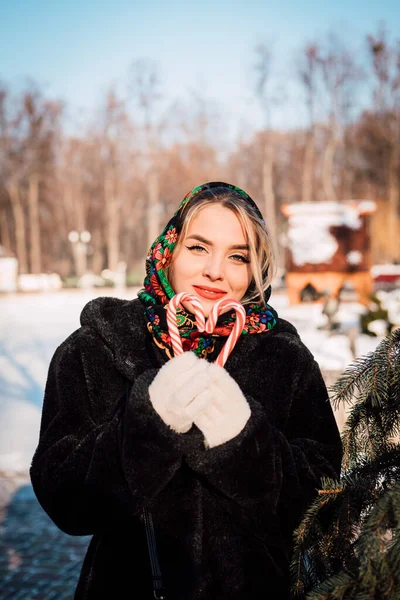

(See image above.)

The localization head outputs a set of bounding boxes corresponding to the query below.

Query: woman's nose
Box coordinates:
[202,255,224,281]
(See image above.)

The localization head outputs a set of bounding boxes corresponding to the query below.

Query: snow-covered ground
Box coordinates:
[0,288,386,473]
[273,294,382,370]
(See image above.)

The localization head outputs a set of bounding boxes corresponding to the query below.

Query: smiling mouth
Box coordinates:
[194,285,225,293]
[193,285,227,299]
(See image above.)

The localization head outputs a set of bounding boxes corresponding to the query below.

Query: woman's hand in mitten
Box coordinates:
[193,363,251,448]
[148,352,211,434]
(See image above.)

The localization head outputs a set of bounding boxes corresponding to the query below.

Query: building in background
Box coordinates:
[281,201,376,305]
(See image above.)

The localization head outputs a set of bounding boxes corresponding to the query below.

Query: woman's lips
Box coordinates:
[193,285,227,300]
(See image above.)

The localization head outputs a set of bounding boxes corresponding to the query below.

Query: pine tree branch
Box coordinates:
[292,330,400,599]
[329,330,400,411]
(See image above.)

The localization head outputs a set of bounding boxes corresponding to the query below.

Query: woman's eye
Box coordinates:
[186,244,207,253]
[185,245,249,263]
[231,254,250,263]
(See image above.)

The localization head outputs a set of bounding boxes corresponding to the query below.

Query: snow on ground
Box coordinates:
[272,293,381,370]
[0,288,384,473]
[0,288,138,473]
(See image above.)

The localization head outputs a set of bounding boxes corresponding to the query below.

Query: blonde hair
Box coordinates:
[171,189,276,304]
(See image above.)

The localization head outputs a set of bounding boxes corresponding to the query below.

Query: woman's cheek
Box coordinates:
[230,265,251,294]
[186,255,205,276]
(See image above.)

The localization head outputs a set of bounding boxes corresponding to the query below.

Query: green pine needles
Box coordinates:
[290,329,400,599]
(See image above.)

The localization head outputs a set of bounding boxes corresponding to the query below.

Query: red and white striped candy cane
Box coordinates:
[206,298,246,366]
[166,294,245,366]
[166,292,205,357]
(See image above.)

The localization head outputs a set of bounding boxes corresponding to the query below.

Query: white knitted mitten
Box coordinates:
[193,363,251,448]
[149,352,211,434]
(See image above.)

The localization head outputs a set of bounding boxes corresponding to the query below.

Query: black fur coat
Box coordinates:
[30,297,342,599]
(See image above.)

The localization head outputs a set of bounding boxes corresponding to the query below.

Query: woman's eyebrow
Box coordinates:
[186,234,249,251]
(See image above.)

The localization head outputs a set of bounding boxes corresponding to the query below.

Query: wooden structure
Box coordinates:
[281,201,376,305]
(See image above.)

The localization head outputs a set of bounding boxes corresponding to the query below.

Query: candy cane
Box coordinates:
[166,293,245,366]
[207,298,246,367]
[166,292,205,357]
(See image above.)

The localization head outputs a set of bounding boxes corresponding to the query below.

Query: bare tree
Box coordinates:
[69,87,136,276]
[101,90,128,272]
[367,27,400,261]
[297,44,319,203]
[0,87,29,273]
[59,137,93,276]
[161,91,224,201]
[254,43,279,240]
[0,84,62,275]
[317,33,363,200]
[22,91,62,273]
[128,59,162,250]
[0,87,27,272]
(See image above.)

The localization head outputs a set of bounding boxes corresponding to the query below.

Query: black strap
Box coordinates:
[125,381,168,600]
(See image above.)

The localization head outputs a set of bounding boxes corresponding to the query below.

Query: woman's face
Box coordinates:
[169,204,252,317]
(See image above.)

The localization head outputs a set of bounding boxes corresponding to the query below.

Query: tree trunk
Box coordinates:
[388,146,400,261]
[105,173,120,271]
[302,130,314,203]
[147,171,160,250]
[262,138,279,260]
[0,207,12,252]
[28,173,42,274]
[91,229,105,275]
[8,182,29,274]
[321,135,338,201]
[62,180,73,232]
[63,178,86,232]
[341,145,355,200]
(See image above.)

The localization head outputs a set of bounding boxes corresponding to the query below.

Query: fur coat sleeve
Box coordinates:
[29,326,194,536]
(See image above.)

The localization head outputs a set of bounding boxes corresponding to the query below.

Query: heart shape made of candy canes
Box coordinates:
[166,292,246,366]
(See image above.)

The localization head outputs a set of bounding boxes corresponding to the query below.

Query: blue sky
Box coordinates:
[1,0,399,138]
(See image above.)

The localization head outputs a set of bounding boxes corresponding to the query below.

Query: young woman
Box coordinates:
[30,182,342,599]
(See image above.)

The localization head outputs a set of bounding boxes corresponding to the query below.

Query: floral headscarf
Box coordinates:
[137,182,278,361]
